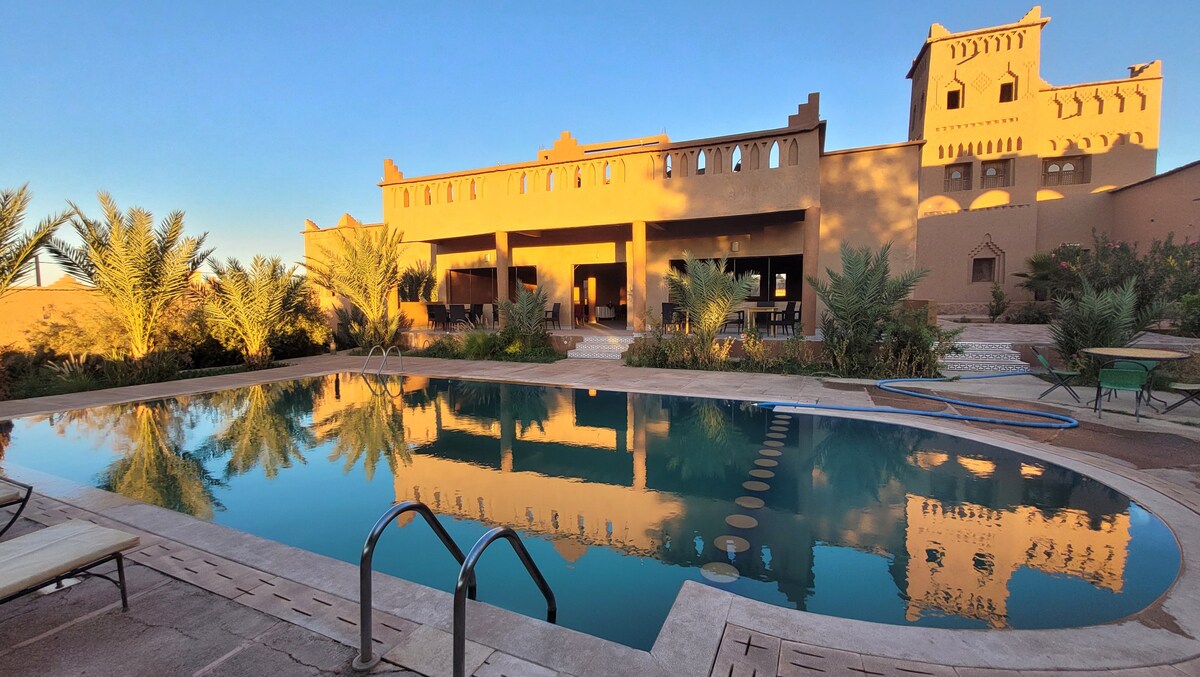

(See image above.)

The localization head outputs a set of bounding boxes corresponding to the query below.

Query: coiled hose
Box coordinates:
[756,371,1079,429]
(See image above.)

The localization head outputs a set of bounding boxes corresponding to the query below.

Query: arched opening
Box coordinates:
[403,189,410,208]
[603,162,611,184]
[547,170,555,191]
[787,139,799,165]
[1016,137,1023,151]
[731,146,742,172]
[768,141,780,169]
[520,173,527,194]
[664,154,673,179]
[470,180,477,200]
[447,183,455,203]
[696,150,707,175]
[713,147,723,173]
[424,186,432,205]
[574,166,583,187]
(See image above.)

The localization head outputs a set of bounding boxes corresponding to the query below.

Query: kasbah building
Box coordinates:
[303,6,1198,335]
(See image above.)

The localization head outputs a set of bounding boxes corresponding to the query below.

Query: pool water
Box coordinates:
[0,373,1180,650]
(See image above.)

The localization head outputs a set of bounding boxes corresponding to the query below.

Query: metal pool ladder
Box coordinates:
[352,501,475,671]
[351,504,556,676]
[359,345,402,376]
[452,527,556,677]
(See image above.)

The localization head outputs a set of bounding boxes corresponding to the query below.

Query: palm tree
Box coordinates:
[807,243,927,376]
[206,256,307,368]
[0,184,70,298]
[47,192,210,359]
[664,252,756,360]
[305,228,409,347]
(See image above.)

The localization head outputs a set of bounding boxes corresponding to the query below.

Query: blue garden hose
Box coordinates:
[757,372,1079,429]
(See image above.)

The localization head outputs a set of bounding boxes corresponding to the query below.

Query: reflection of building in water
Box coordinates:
[311,375,1138,624]
[901,450,1131,628]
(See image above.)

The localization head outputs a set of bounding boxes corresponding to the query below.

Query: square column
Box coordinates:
[801,208,820,336]
[495,230,510,306]
[631,221,647,331]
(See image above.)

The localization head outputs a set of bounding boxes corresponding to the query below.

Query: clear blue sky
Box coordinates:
[3,1,1196,279]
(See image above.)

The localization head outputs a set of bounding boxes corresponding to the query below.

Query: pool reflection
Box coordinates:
[2,372,1178,643]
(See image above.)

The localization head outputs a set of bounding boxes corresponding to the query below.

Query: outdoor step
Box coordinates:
[952,349,1024,362]
[940,358,1030,373]
[567,347,627,360]
[940,340,1030,373]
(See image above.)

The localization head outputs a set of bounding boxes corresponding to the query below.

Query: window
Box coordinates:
[1042,156,1089,186]
[944,162,972,192]
[946,89,962,110]
[773,273,787,298]
[999,81,1016,103]
[972,257,996,283]
[981,160,1012,188]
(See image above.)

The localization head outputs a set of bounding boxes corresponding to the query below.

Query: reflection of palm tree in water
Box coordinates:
[315,375,412,480]
[0,420,12,460]
[448,380,550,435]
[661,399,753,482]
[812,417,930,504]
[199,379,322,479]
[96,402,223,519]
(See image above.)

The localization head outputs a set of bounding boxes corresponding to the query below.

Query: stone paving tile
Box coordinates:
[233,575,417,657]
[383,623,494,677]
[710,624,782,677]
[473,650,559,677]
[860,654,959,676]
[0,579,280,676]
[776,639,865,675]
[198,621,360,677]
[129,539,276,599]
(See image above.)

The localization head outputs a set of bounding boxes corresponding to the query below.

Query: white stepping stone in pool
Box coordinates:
[700,562,740,583]
[735,496,765,509]
[714,535,750,554]
[743,480,770,492]
[725,514,759,529]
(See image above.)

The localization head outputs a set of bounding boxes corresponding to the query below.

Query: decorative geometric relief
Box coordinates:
[972,73,992,93]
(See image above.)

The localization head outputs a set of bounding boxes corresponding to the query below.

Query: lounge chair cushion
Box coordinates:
[0,484,21,506]
[0,521,139,599]
[1170,383,1200,392]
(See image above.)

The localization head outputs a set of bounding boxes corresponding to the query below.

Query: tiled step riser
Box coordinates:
[568,337,635,360]
[940,341,1030,373]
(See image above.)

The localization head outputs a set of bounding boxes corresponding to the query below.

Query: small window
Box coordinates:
[946,89,962,110]
[774,273,787,298]
[981,160,1012,188]
[1042,156,1089,186]
[944,162,972,192]
[972,257,996,283]
[999,82,1016,103]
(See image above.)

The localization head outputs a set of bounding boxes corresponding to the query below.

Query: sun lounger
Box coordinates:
[0,521,140,609]
[0,478,33,538]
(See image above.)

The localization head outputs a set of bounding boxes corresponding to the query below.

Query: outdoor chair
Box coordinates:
[1163,383,1200,414]
[426,304,448,331]
[1094,361,1150,422]
[721,310,745,334]
[543,303,562,330]
[0,477,32,539]
[0,520,139,610]
[468,304,485,327]
[492,304,500,327]
[1112,358,1163,407]
[765,302,798,337]
[1032,346,1080,403]
[448,305,468,330]
[661,303,682,332]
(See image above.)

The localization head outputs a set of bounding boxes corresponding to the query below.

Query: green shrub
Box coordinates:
[1050,278,1162,371]
[664,252,756,365]
[807,243,927,377]
[398,261,437,302]
[461,325,499,360]
[1005,302,1052,324]
[1179,292,1200,338]
[499,285,552,353]
[987,283,1010,323]
[877,308,963,378]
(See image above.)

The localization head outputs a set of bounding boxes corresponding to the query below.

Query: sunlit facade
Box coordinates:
[304,6,1192,326]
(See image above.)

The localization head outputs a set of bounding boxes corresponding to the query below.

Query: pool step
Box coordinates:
[567,335,637,360]
[940,341,1030,373]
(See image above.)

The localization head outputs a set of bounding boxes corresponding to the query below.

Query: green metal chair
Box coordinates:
[1112,359,1163,407]
[1094,361,1150,421]
[1032,347,1080,403]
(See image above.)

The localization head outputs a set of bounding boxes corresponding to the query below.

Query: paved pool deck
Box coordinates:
[2,354,1200,676]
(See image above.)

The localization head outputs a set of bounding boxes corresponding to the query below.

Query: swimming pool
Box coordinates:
[0,373,1180,650]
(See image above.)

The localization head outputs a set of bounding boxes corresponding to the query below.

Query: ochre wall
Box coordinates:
[1110,163,1200,245]
[0,279,109,350]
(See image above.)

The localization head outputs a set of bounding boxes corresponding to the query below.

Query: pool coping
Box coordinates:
[3,358,1200,673]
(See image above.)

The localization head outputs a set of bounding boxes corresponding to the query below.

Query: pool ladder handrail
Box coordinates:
[453,527,557,677]
[352,501,476,671]
[359,344,402,376]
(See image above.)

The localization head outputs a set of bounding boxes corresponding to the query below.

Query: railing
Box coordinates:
[453,527,556,677]
[360,345,403,376]
[352,502,476,671]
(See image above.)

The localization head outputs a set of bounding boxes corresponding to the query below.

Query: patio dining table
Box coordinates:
[1080,347,1191,411]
